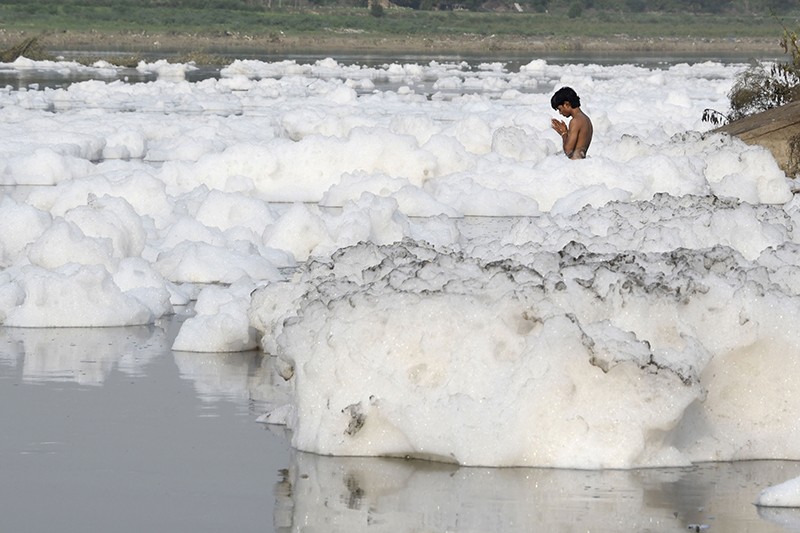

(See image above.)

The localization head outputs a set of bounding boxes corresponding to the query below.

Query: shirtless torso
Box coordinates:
[551,101,593,159]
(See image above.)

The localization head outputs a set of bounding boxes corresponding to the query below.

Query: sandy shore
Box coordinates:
[0,28,783,61]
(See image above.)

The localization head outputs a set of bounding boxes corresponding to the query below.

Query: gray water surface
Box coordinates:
[0,315,290,532]
[3,314,800,532]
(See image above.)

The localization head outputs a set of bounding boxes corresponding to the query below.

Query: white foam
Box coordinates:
[758,476,800,508]
[172,278,259,352]
[2,55,799,472]
[251,234,800,467]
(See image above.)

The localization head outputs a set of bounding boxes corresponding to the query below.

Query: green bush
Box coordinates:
[370,1,384,16]
[703,25,800,125]
[567,1,582,17]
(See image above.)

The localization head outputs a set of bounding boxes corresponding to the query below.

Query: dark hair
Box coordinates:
[551,87,581,110]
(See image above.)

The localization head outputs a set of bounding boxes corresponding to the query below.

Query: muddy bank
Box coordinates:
[715,100,800,176]
[0,29,782,61]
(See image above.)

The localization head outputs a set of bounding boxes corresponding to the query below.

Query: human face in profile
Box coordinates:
[556,102,574,118]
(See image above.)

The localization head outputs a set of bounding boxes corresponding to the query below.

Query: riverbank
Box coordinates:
[0,29,783,62]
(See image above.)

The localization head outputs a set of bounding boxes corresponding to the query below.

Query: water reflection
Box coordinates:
[0,312,289,405]
[173,350,265,404]
[0,322,164,384]
[4,316,800,532]
[758,507,800,530]
[275,452,800,533]
[0,316,286,533]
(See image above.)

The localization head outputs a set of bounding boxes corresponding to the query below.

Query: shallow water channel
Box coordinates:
[0,48,783,92]
[3,310,800,532]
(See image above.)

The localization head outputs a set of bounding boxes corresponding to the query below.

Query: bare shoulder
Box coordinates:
[574,110,592,128]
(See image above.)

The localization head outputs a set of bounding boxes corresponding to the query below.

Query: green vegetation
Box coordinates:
[0,0,797,41]
[704,25,800,124]
[0,0,796,13]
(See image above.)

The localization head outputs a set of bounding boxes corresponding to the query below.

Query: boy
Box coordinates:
[550,87,593,159]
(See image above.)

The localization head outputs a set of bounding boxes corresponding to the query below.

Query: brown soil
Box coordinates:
[0,29,783,61]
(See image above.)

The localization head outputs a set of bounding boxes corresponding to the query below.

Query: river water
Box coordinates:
[4,313,800,532]
[1,48,783,91]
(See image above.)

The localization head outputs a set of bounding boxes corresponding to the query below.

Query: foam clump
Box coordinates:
[758,476,800,508]
[173,278,260,353]
[250,234,800,468]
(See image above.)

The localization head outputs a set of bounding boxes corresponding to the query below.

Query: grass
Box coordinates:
[0,1,796,64]
[0,2,796,40]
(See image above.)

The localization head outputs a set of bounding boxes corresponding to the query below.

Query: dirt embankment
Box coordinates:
[0,28,783,60]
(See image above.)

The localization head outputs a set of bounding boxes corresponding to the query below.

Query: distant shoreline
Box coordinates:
[1,29,783,62]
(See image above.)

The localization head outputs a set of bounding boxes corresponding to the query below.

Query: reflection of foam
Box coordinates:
[275,455,800,532]
[173,350,262,404]
[0,324,165,385]
[173,351,291,410]
[0,331,22,367]
[757,506,800,528]
[275,452,682,532]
